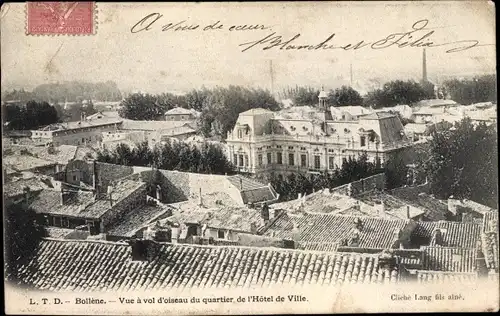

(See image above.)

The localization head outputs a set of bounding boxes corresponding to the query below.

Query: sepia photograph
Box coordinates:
[1,1,498,314]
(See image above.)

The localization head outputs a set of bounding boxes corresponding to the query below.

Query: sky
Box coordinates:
[1,2,496,95]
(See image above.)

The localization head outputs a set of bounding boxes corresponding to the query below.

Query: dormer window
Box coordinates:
[237,130,243,138]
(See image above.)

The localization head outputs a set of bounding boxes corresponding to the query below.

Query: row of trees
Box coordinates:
[96,140,234,175]
[3,81,122,103]
[285,75,496,108]
[3,101,60,130]
[258,153,407,202]
[119,86,281,138]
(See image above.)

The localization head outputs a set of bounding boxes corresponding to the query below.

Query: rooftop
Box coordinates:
[3,154,58,172]
[240,108,274,116]
[164,203,262,233]
[422,246,476,273]
[15,238,401,291]
[106,204,171,238]
[263,213,410,249]
[121,120,192,132]
[164,107,196,115]
[416,99,459,108]
[39,118,122,132]
[4,176,51,198]
[411,221,482,249]
[29,180,146,219]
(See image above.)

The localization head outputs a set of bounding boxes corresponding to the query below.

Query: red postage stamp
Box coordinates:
[26,2,96,35]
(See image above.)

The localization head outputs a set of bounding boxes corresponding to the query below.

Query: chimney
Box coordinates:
[80,112,85,122]
[261,203,270,225]
[406,205,411,219]
[156,185,161,200]
[171,223,180,244]
[198,187,203,206]
[447,196,460,215]
[378,200,386,217]
[354,217,363,231]
[240,177,243,190]
[129,239,161,262]
[250,222,258,234]
[107,185,113,206]
[23,186,32,205]
[298,193,302,199]
[432,229,444,246]
[347,183,352,197]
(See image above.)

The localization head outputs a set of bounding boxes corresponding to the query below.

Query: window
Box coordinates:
[276,145,282,149]
[369,133,376,142]
[258,154,263,166]
[238,130,242,138]
[244,156,249,167]
[277,152,283,164]
[86,220,95,228]
[329,156,335,169]
[43,215,50,225]
[267,153,272,164]
[82,138,85,143]
[300,147,306,151]
[360,136,366,147]
[233,154,238,165]
[288,153,295,166]
[288,146,294,150]
[342,157,348,164]
[54,217,61,227]
[72,175,77,181]
[218,230,225,239]
[61,217,69,228]
[239,155,244,167]
[301,154,307,167]
[314,156,321,169]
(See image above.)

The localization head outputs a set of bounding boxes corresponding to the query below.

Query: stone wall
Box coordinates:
[330,173,386,197]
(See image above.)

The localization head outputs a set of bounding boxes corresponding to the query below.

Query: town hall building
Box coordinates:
[226,89,413,175]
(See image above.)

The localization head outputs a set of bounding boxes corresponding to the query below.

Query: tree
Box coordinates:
[4,101,59,130]
[292,87,320,106]
[416,118,498,207]
[443,75,496,105]
[4,203,47,282]
[95,140,234,175]
[327,86,363,106]
[118,93,164,120]
[364,80,434,108]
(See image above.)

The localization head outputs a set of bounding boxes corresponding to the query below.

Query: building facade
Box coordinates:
[226,91,413,175]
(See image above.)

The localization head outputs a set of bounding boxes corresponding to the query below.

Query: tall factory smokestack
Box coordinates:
[422,48,428,83]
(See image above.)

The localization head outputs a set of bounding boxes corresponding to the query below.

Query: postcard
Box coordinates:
[1,1,498,315]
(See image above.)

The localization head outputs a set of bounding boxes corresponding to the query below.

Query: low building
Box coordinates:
[3,154,62,176]
[28,179,147,234]
[164,107,199,121]
[31,116,122,147]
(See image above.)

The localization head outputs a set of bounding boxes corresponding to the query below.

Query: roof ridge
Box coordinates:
[39,237,387,257]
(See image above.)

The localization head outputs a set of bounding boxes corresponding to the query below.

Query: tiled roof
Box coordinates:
[297,242,340,253]
[226,175,278,204]
[16,239,401,291]
[387,192,450,221]
[422,246,476,273]
[359,112,396,120]
[39,118,122,131]
[416,271,479,284]
[3,154,57,172]
[483,211,498,233]
[416,99,458,108]
[159,126,196,137]
[29,145,78,164]
[4,177,49,198]
[29,180,145,219]
[263,213,410,249]
[240,108,273,116]
[107,205,171,238]
[165,205,262,233]
[411,221,481,248]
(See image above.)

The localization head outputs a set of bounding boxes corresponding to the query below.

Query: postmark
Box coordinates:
[26,2,96,36]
